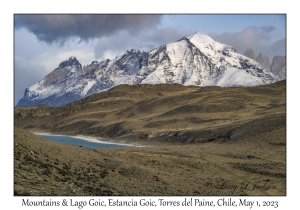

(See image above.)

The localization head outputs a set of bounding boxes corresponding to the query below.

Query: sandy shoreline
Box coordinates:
[32,131,150,148]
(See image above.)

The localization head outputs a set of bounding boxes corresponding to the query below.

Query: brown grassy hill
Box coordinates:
[15,80,286,145]
[14,126,285,196]
[14,81,286,195]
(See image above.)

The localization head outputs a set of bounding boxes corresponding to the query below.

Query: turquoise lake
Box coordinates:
[39,134,131,149]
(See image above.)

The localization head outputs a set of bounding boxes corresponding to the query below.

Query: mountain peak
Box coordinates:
[58,56,82,69]
[189,32,215,43]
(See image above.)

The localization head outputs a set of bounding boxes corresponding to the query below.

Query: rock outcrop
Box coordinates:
[270,56,286,80]
[256,53,270,72]
[244,48,256,60]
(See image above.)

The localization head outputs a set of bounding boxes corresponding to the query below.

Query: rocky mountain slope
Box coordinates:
[17,32,279,107]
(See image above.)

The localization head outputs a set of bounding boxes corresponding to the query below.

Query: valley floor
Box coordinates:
[14,126,286,196]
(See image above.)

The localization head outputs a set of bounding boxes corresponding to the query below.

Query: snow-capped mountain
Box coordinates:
[17,32,279,107]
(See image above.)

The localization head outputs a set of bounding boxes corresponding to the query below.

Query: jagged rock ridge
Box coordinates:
[244,48,286,80]
[17,32,279,107]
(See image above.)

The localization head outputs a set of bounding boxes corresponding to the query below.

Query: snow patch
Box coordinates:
[216,67,263,87]
[80,79,97,97]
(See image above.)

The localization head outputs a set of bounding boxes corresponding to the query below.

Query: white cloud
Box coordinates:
[102,50,124,60]
[31,50,96,72]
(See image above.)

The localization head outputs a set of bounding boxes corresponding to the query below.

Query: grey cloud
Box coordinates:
[266,38,286,59]
[249,38,286,62]
[15,14,163,45]
[210,26,285,61]
[14,57,47,105]
[210,26,275,52]
[139,27,189,45]
[94,27,189,59]
[260,26,276,33]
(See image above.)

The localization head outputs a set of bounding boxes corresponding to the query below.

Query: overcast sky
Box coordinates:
[14,14,286,105]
